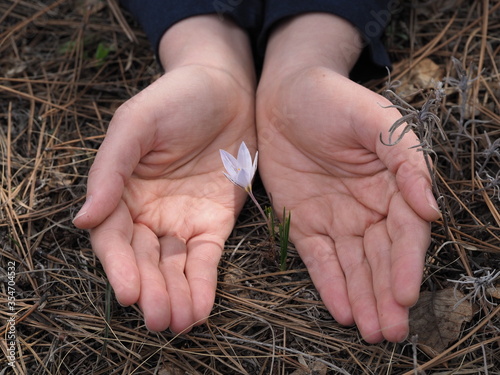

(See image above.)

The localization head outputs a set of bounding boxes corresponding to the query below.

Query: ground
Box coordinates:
[1,0,499,374]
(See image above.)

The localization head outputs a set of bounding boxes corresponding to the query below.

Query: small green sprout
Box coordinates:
[94,42,112,63]
[278,208,291,271]
[265,205,275,239]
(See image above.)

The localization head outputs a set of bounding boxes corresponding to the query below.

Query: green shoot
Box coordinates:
[265,206,275,239]
[278,207,291,271]
[94,42,111,63]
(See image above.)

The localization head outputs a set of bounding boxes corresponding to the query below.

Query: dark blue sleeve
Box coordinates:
[119,0,393,80]
[119,0,263,57]
[261,0,394,80]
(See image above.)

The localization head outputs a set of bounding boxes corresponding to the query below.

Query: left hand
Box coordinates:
[257,67,440,343]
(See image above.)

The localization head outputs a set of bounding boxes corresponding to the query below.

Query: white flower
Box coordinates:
[219,141,258,192]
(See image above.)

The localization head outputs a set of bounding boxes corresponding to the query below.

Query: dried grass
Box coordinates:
[1,0,499,374]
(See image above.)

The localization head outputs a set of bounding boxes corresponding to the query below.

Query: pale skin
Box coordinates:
[73,16,256,333]
[257,14,440,343]
[73,13,440,342]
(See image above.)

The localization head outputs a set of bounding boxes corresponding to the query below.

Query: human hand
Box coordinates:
[73,16,256,333]
[257,66,440,343]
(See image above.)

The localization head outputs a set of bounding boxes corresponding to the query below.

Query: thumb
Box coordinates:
[392,155,441,223]
[370,101,441,223]
[353,88,441,223]
[73,106,147,229]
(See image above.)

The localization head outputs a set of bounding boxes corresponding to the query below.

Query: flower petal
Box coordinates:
[223,172,239,187]
[220,142,258,192]
[237,141,253,170]
[252,150,259,176]
[235,169,252,189]
[220,149,239,176]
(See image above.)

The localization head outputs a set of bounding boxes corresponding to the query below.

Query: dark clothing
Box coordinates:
[120,0,393,80]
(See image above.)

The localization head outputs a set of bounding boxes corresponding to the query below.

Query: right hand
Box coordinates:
[74,64,256,333]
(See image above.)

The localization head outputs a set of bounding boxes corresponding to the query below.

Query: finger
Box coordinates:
[158,235,194,334]
[352,88,441,223]
[90,200,140,306]
[294,235,354,327]
[73,100,150,229]
[185,234,224,326]
[375,114,440,222]
[392,153,441,223]
[388,192,431,307]
[335,236,382,343]
[365,220,409,342]
[132,224,171,332]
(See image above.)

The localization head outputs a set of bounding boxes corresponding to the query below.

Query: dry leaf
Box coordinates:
[6,62,27,77]
[289,360,328,375]
[76,0,106,15]
[486,284,500,300]
[158,364,185,375]
[311,361,328,375]
[222,266,250,299]
[410,58,443,88]
[409,288,473,355]
[396,58,443,100]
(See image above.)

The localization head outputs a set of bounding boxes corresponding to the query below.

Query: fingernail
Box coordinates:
[73,195,93,223]
[398,335,409,344]
[426,188,440,214]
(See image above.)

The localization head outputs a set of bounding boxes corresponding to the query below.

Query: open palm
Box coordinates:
[257,67,440,343]
[74,66,255,333]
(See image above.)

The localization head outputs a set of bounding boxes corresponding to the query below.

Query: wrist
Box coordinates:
[262,13,363,79]
[158,15,255,88]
